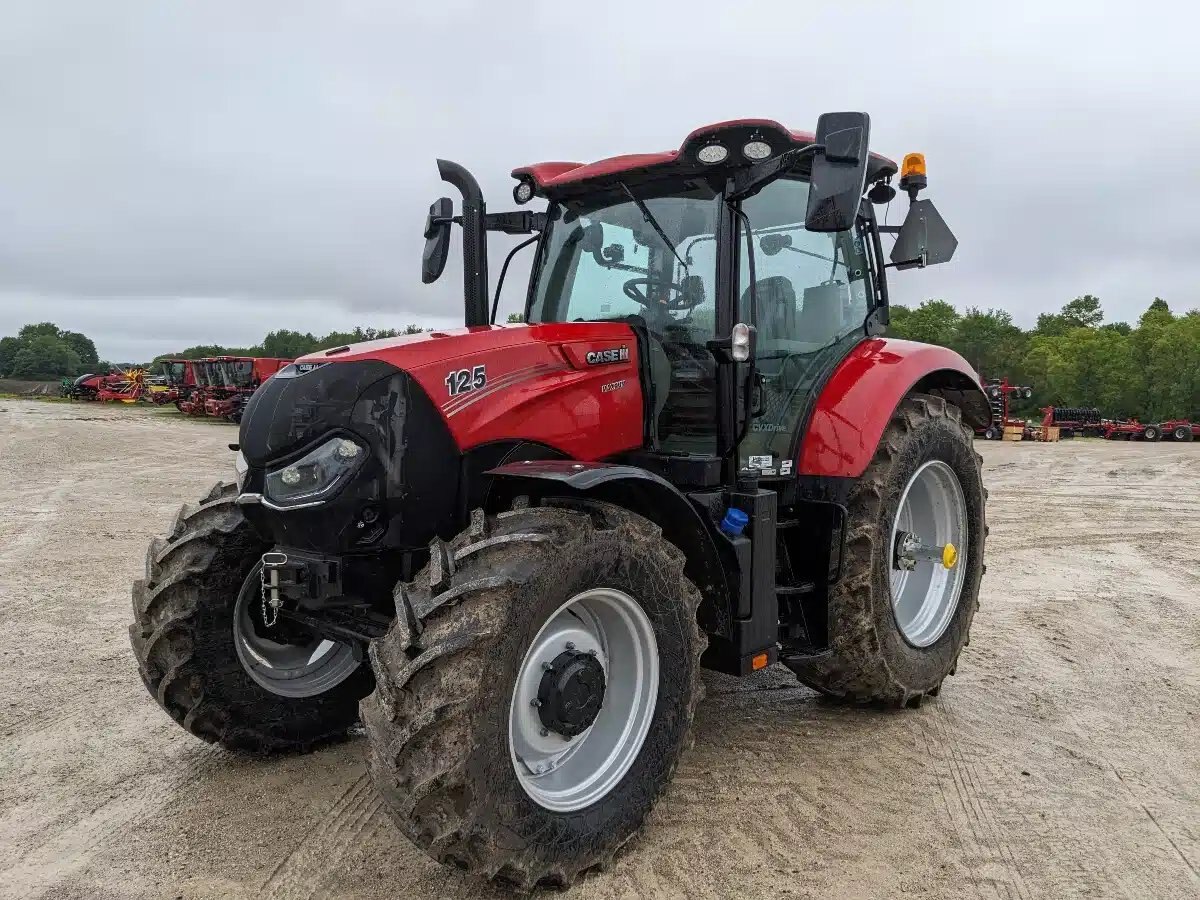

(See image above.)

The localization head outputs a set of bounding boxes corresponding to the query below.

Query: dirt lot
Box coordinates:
[1,399,1197,900]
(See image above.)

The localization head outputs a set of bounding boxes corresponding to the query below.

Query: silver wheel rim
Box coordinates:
[508,588,659,813]
[232,564,360,699]
[889,460,968,647]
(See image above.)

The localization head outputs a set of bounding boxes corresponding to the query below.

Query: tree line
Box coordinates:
[887,296,1200,421]
[0,323,100,380]
[5,300,1197,422]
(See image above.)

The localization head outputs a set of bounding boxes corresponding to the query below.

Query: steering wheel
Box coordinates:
[623,277,692,311]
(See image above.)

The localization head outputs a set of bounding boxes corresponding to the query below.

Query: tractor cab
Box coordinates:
[421,114,967,484]
[161,360,192,388]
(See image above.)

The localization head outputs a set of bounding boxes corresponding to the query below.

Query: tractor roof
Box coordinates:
[512,118,898,200]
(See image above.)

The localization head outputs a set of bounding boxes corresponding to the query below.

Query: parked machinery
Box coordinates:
[977,377,1033,439]
[203,357,292,423]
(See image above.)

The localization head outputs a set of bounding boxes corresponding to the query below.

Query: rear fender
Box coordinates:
[486,461,734,637]
[799,338,988,478]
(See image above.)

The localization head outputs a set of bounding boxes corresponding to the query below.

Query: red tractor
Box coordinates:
[978,376,1034,439]
[130,113,989,888]
[203,357,292,422]
[154,359,197,407]
[177,358,219,415]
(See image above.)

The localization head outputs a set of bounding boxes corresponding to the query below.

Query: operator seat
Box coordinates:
[740,275,797,375]
[798,281,848,345]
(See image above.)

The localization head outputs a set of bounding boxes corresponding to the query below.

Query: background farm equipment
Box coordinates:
[1042,406,1198,442]
[176,359,216,415]
[202,357,291,423]
[153,359,197,406]
[978,377,1034,439]
[64,368,152,402]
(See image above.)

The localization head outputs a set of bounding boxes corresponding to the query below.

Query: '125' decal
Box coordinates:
[445,365,487,397]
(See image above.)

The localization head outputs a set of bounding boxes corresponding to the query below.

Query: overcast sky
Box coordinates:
[2,1,1196,362]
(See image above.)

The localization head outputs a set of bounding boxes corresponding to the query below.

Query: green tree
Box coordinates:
[886,299,959,347]
[10,334,74,378]
[951,307,1027,379]
[506,313,525,323]
[260,330,319,359]
[17,322,63,341]
[1060,294,1104,329]
[60,331,99,368]
[0,336,21,377]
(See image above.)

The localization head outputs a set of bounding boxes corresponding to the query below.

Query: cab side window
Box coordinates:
[739,178,871,358]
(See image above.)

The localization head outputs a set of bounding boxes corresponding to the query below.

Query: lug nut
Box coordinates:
[539,728,549,737]
[530,698,542,708]
[541,661,553,672]
[566,641,576,650]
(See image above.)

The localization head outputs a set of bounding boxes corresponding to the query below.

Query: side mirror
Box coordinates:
[890,199,958,270]
[760,233,793,256]
[422,197,453,284]
[805,112,871,233]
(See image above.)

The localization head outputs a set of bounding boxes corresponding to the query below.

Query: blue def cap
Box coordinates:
[719,508,749,537]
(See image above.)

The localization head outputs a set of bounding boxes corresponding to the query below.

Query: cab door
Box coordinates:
[736,178,875,476]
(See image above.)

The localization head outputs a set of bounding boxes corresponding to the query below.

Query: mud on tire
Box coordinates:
[783,393,986,707]
[129,481,374,752]
[361,501,705,889]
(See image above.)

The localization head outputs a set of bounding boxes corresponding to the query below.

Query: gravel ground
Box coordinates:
[1,399,1197,899]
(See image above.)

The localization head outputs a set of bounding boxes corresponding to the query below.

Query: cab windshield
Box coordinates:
[227,361,254,387]
[527,183,721,341]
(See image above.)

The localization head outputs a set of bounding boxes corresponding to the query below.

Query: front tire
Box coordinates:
[1142,425,1161,442]
[783,394,986,706]
[129,481,373,751]
[361,501,704,889]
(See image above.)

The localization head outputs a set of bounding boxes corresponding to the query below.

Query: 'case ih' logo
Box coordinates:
[585,345,629,366]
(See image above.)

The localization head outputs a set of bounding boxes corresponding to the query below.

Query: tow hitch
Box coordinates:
[256,549,390,647]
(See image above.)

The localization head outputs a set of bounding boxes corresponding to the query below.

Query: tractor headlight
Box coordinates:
[263,437,365,507]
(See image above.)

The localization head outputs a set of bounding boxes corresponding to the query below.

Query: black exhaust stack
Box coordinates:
[437,159,490,328]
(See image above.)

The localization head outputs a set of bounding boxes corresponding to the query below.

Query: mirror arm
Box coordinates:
[483,211,546,235]
[885,251,928,270]
[726,143,824,202]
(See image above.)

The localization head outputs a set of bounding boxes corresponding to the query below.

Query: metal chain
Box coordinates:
[259,563,280,628]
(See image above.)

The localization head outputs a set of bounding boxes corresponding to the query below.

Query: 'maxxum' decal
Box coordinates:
[585,346,629,366]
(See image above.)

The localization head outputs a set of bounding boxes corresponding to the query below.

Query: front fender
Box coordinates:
[799,338,987,478]
[486,461,734,637]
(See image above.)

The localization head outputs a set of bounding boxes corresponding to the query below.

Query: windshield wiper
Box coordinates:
[619,183,688,272]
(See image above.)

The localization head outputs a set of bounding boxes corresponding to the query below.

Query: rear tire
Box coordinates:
[783,394,986,706]
[361,501,704,889]
[129,481,373,752]
[1142,425,1161,442]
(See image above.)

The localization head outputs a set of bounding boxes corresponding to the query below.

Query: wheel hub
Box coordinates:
[888,460,968,648]
[536,649,606,737]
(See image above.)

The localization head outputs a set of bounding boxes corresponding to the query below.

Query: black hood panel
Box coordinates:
[239,360,401,466]
[237,360,462,554]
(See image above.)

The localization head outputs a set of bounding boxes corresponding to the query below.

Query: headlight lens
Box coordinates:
[264,437,365,506]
